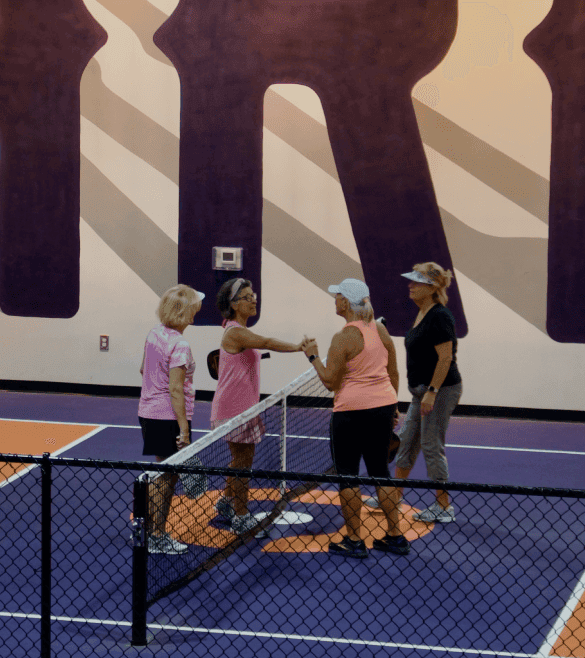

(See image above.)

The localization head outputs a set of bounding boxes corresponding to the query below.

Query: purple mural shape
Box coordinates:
[524,1,585,343]
[0,1,107,318]
[155,0,467,334]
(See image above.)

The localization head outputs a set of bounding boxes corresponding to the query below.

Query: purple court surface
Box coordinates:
[1,390,584,658]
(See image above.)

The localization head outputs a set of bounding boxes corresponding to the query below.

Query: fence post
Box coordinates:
[40,452,52,658]
[131,475,149,646]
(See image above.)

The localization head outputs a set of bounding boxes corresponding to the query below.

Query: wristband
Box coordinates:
[308,354,318,363]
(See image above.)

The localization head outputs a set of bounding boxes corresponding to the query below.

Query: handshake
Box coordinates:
[300,335,318,360]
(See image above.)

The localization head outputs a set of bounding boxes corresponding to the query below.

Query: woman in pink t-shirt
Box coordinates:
[303,278,409,559]
[138,284,204,555]
[211,277,306,535]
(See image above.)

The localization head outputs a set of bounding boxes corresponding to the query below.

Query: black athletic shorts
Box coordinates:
[139,417,192,458]
[330,404,396,490]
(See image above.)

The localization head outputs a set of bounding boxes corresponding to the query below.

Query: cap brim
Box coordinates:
[327,285,342,295]
[196,291,206,301]
[401,271,434,285]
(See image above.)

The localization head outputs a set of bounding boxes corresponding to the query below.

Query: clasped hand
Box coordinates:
[301,335,318,358]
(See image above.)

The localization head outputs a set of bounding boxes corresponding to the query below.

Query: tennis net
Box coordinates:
[137,363,334,606]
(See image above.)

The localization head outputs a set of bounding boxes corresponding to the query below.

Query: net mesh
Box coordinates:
[142,364,334,605]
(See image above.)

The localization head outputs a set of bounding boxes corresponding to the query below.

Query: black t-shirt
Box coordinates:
[405,304,462,388]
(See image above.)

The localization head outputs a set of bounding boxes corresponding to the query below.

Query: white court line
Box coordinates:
[287,435,585,456]
[1,419,584,455]
[446,444,585,456]
[0,425,107,489]
[536,568,585,658]
[0,611,534,657]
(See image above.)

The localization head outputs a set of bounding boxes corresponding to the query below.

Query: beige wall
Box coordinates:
[2,0,584,411]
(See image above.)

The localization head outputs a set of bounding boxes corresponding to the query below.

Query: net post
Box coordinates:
[279,392,287,499]
[131,475,149,646]
[40,452,52,658]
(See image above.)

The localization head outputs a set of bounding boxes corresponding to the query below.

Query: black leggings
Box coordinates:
[330,404,396,490]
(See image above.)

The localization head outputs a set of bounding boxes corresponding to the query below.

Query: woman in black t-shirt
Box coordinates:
[394,262,462,523]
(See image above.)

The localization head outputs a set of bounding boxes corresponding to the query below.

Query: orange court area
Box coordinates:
[551,593,585,657]
[166,488,434,554]
[0,419,100,483]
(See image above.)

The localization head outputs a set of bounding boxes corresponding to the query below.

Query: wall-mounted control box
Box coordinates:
[212,247,243,271]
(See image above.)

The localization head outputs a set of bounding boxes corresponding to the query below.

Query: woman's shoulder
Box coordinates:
[427,304,457,333]
[154,324,190,349]
[429,304,455,321]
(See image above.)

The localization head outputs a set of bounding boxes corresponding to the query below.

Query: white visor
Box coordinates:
[401,271,435,285]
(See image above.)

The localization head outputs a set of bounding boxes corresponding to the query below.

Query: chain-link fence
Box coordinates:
[1,453,585,658]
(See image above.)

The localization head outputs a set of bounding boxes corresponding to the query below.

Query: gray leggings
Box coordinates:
[395,382,463,481]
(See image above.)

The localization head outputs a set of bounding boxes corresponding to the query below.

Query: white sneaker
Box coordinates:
[148,532,189,554]
[412,502,456,523]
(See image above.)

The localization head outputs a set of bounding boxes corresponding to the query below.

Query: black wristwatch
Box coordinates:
[427,385,438,393]
[308,354,318,363]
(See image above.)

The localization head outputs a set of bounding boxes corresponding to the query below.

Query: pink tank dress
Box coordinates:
[210,321,264,444]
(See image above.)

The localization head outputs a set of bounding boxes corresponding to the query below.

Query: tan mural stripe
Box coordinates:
[414,99,550,225]
[81,4,548,332]
[81,59,179,184]
[264,90,339,181]
[440,208,547,333]
[95,0,550,225]
[79,79,548,333]
[262,200,364,285]
[264,90,550,226]
[95,0,171,67]
[81,155,178,296]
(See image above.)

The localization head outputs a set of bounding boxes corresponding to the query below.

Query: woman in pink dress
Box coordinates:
[211,277,305,535]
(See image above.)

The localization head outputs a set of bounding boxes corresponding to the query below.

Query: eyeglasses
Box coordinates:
[235,293,257,303]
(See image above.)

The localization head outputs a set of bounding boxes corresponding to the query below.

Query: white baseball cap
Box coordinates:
[328,278,370,305]
[401,271,436,285]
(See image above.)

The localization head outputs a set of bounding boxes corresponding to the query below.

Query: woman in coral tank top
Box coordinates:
[303,278,409,559]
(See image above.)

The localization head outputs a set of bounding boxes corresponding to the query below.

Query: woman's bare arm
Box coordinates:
[223,326,303,354]
[304,327,361,391]
[376,321,399,394]
[169,366,190,448]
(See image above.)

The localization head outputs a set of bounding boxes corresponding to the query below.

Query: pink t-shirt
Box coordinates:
[138,324,196,420]
[334,320,398,412]
[210,321,261,423]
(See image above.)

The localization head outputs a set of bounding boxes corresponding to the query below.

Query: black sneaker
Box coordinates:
[372,533,410,555]
[329,536,368,559]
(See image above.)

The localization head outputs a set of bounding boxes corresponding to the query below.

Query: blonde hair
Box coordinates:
[413,262,453,306]
[157,284,202,329]
[348,297,375,323]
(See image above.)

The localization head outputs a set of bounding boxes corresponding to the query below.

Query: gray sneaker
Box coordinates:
[216,496,236,521]
[231,513,270,538]
[412,502,456,523]
[148,532,189,554]
[364,496,404,511]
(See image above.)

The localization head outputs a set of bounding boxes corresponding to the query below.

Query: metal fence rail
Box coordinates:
[1,453,584,658]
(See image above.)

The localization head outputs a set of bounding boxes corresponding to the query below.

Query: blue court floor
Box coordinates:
[1,390,584,658]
